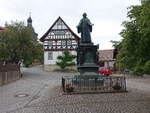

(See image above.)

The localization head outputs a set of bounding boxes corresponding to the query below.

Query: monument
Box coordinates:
[77,13,99,76]
[62,13,127,93]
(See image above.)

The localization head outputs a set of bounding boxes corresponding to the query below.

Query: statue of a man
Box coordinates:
[77,13,93,43]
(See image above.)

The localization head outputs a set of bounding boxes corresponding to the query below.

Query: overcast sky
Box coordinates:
[0,0,140,49]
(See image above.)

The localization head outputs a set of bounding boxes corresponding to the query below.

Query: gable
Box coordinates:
[51,18,67,30]
[40,17,80,42]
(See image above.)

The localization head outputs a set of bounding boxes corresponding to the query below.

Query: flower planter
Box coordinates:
[65,84,74,92]
[112,84,121,90]
[66,87,74,92]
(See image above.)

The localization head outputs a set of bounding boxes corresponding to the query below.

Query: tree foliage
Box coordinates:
[0,21,43,66]
[110,40,121,49]
[117,2,150,75]
[56,51,76,69]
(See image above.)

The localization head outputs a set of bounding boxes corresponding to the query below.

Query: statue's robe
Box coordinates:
[77,18,92,43]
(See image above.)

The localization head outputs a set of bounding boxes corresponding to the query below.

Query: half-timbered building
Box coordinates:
[40,17,80,69]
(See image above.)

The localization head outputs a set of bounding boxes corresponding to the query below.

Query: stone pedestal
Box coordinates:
[77,43,99,75]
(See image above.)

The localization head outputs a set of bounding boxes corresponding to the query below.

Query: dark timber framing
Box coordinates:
[40,17,80,51]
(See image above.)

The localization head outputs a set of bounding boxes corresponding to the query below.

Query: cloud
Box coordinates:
[0,0,140,49]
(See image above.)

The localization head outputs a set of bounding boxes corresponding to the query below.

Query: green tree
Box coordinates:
[118,1,150,75]
[56,51,76,69]
[0,21,43,66]
[110,40,121,49]
[0,31,10,61]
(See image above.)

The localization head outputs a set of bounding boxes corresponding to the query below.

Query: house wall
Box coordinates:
[44,51,63,65]
[44,50,77,71]
[44,50,77,65]
[104,61,115,68]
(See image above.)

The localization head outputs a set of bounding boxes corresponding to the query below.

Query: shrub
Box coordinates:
[56,51,76,70]
[133,66,144,76]
[143,61,150,74]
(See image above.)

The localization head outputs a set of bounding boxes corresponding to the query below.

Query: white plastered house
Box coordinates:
[40,17,80,71]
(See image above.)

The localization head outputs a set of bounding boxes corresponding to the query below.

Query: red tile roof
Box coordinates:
[0,27,5,31]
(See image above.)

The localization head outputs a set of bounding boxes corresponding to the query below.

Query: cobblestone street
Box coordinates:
[0,65,150,113]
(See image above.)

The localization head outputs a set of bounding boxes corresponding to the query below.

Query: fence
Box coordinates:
[0,64,21,86]
[62,75,126,94]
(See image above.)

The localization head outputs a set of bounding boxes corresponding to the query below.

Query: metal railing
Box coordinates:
[62,75,126,93]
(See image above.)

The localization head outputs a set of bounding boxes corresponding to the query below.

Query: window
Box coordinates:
[67,40,72,45]
[48,52,53,60]
[62,40,66,45]
[48,41,53,45]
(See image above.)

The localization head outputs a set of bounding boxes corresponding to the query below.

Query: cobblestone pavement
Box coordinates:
[1,66,150,113]
[0,65,73,113]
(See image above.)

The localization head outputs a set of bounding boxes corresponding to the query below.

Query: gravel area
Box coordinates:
[1,65,150,113]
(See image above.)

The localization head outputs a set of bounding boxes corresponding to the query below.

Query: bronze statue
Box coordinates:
[77,13,93,43]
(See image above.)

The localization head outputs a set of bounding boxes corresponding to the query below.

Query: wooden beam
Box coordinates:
[44,48,76,51]
[44,38,79,41]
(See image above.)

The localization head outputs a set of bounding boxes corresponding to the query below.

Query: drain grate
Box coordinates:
[15,93,29,98]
